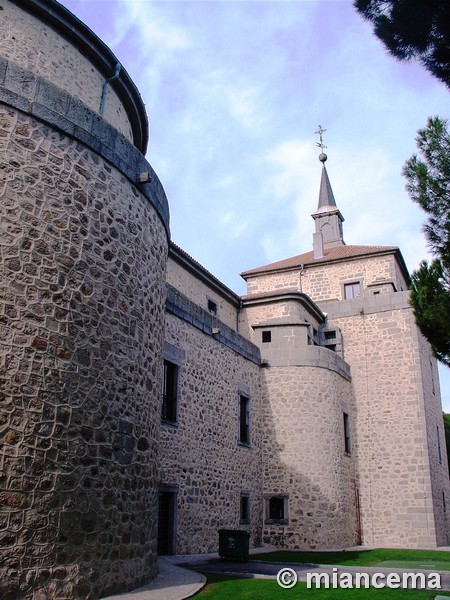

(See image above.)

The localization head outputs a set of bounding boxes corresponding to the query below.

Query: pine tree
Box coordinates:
[354,0,450,90]
[404,117,450,366]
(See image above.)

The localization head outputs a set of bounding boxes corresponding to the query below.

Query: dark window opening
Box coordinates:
[438,425,442,464]
[262,330,272,343]
[157,490,177,555]
[239,394,250,445]
[208,299,217,315]
[325,331,336,340]
[269,497,285,520]
[240,494,250,524]
[444,491,447,513]
[162,360,178,423]
[344,282,361,300]
[343,412,351,454]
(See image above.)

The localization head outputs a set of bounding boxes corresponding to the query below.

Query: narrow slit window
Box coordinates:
[162,360,178,423]
[343,412,351,454]
[438,425,442,464]
[239,394,250,445]
[240,494,250,524]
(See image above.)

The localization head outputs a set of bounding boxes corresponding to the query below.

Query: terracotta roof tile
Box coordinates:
[241,245,400,277]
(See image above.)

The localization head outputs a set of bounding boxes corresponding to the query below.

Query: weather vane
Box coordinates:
[315,124,327,152]
[315,124,328,163]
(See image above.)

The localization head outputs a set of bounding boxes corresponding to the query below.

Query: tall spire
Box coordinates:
[317,155,337,209]
[311,126,345,257]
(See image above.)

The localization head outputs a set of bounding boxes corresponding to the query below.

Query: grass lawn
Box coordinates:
[250,548,450,570]
[195,574,450,599]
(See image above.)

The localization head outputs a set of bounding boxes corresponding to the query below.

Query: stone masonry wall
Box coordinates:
[322,293,449,547]
[167,257,238,331]
[161,292,263,554]
[0,106,168,598]
[415,325,450,546]
[245,253,405,302]
[261,365,358,549]
[1,0,133,141]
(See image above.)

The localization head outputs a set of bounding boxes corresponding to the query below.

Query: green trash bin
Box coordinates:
[218,529,250,561]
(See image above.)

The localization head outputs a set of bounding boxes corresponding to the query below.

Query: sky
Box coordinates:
[59,0,450,409]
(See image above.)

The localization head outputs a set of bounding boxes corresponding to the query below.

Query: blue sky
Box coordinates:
[59,0,450,408]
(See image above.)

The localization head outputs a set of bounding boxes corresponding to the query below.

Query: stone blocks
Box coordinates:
[0,106,168,598]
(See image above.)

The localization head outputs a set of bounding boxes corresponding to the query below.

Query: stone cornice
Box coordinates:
[10,0,149,153]
[166,284,261,365]
[242,290,325,324]
[0,56,170,238]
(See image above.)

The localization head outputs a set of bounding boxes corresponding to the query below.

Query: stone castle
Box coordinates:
[1,1,449,598]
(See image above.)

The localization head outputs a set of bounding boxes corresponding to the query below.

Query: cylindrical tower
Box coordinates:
[0,1,169,598]
[242,295,359,549]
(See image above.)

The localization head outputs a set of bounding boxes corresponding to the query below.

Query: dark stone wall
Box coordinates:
[0,103,168,598]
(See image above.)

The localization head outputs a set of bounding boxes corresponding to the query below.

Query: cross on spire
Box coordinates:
[315,124,327,153]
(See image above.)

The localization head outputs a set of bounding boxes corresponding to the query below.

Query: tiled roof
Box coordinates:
[241,245,400,277]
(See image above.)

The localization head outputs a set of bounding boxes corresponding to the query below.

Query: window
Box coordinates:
[262,330,272,343]
[208,299,217,315]
[325,331,336,340]
[438,425,442,464]
[431,359,436,395]
[343,412,351,454]
[269,498,284,520]
[239,394,250,445]
[344,282,361,300]
[444,491,447,513]
[265,495,288,524]
[162,360,178,423]
[240,493,250,524]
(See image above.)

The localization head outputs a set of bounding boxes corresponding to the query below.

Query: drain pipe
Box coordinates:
[100,63,122,116]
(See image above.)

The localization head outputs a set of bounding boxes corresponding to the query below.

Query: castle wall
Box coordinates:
[245,253,405,302]
[1,0,134,142]
[161,288,263,553]
[261,364,358,549]
[321,292,450,548]
[167,256,239,331]
[414,325,450,546]
[0,103,168,599]
[0,3,170,597]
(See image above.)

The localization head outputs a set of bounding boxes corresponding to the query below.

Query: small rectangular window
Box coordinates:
[240,494,250,524]
[325,331,336,340]
[443,491,447,513]
[162,360,178,423]
[343,412,351,454]
[265,495,288,524]
[262,330,271,343]
[208,299,217,315]
[269,497,284,520]
[239,394,250,445]
[344,282,361,300]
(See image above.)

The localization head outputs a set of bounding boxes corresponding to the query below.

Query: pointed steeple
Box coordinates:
[317,160,337,209]
[311,126,345,256]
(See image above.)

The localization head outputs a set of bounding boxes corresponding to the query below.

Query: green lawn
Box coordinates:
[250,548,450,570]
[196,574,450,599]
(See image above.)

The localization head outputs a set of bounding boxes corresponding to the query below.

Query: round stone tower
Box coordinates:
[0,1,169,598]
